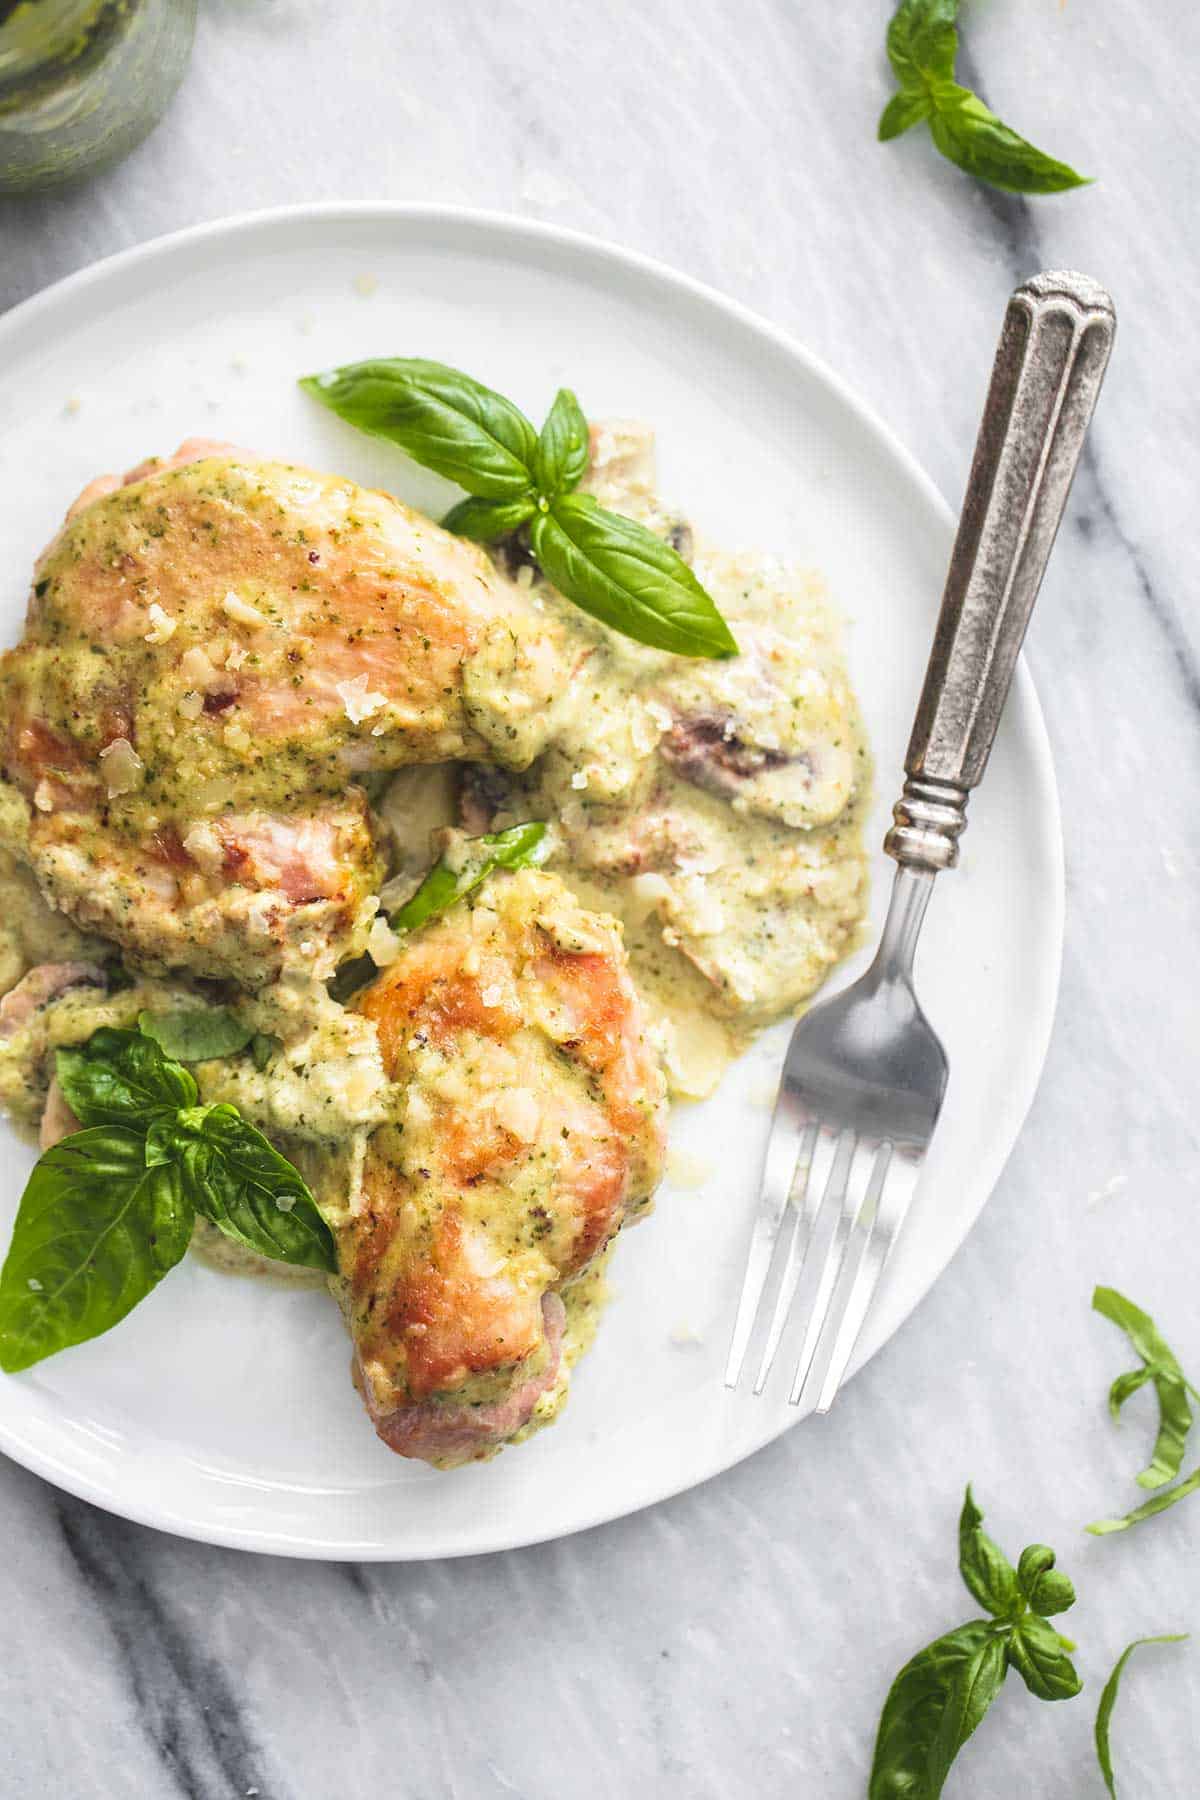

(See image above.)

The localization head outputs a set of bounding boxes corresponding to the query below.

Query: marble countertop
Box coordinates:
[2,2,1198,1795]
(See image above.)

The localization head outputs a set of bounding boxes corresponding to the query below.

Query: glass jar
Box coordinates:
[0,0,197,193]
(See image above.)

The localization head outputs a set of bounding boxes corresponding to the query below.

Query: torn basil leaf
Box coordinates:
[1093,1286,1198,1490]
[328,823,551,1006]
[1095,1635,1188,1798]
[1088,1467,1200,1536]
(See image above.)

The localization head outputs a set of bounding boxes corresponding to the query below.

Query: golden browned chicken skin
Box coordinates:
[0,442,573,982]
[341,867,667,1465]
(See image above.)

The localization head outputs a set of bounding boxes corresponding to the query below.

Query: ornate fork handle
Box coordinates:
[886,272,1116,872]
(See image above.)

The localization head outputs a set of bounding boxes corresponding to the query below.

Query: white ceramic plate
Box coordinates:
[0,206,1062,1559]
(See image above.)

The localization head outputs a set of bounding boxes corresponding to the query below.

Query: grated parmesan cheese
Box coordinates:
[335,674,386,725]
[366,914,401,966]
[144,602,176,644]
[221,590,270,630]
[98,737,144,796]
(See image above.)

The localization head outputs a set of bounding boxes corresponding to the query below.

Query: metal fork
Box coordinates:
[725,271,1116,1413]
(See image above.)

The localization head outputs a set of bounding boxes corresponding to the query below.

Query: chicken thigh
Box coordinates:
[342,866,667,1465]
[0,443,572,982]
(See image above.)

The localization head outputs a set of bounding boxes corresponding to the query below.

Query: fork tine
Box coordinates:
[810,1144,922,1415]
[785,1133,874,1405]
[752,1124,849,1394]
[723,1116,816,1388]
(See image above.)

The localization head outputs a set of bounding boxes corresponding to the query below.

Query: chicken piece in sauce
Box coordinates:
[0,442,573,984]
[342,867,666,1466]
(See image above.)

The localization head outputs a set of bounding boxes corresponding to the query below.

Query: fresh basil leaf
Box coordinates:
[885,0,959,89]
[390,822,549,936]
[534,388,590,499]
[958,1486,1022,1620]
[300,358,538,499]
[171,1104,335,1272]
[880,2,1089,196]
[1087,1466,1200,1536]
[0,1128,193,1371]
[138,1007,255,1064]
[327,824,549,1005]
[927,83,1089,196]
[1016,1546,1075,1619]
[1094,1287,1198,1490]
[1095,1635,1188,1798]
[1006,1612,1082,1702]
[56,1027,196,1130]
[878,91,931,142]
[532,494,738,660]
[869,1620,1006,1800]
[250,1032,281,1072]
[440,493,536,543]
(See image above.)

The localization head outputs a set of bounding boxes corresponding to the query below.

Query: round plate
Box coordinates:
[0,206,1062,1559]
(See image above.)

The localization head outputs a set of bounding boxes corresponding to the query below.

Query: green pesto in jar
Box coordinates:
[0,0,196,192]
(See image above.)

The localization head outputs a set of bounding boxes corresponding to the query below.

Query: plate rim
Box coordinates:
[0,201,1064,1559]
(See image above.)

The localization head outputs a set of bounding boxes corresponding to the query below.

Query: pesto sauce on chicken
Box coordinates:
[0,422,869,1465]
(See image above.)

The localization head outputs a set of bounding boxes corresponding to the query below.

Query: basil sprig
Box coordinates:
[301,357,737,660]
[0,1027,334,1372]
[879,0,1090,196]
[1088,1287,1200,1534]
[329,822,549,1004]
[869,1487,1081,1798]
[1095,1636,1189,1798]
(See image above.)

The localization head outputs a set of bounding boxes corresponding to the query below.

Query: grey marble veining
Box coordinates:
[2,2,1199,1796]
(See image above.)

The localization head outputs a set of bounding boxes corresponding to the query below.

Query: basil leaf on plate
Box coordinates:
[958,1485,1021,1620]
[1087,1466,1200,1536]
[0,1128,193,1371]
[170,1103,335,1272]
[532,494,738,659]
[1095,1635,1188,1798]
[302,354,738,658]
[137,1006,255,1064]
[879,0,1089,196]
[1016,1545,1075,1618]
[534,387,590,499]
[300,358,539,499]
[56,1026,197,1130]
[869,1620,1007,1800]
[1093,1285,1198,1489]
[440,493,537,544]
[1005,1612,1082,1702]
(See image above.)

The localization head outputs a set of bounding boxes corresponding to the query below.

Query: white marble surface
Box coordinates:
[1,2,1199,1796]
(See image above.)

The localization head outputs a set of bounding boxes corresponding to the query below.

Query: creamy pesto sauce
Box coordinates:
[382,422,871,1099]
